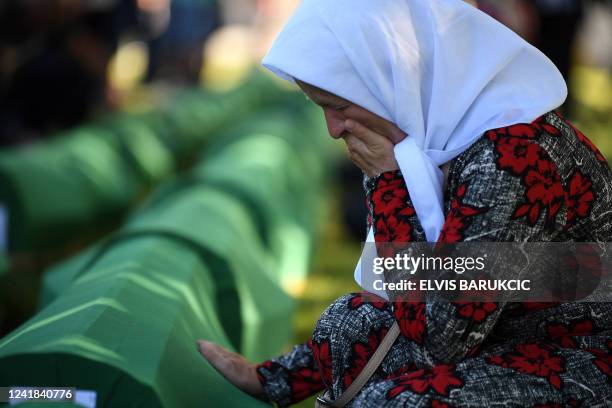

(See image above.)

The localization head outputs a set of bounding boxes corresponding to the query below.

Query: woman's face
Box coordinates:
[295,80,407,144]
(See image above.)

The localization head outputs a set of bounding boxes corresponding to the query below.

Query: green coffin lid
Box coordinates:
[0,127,140,252]
[0,236,269,408]
[122,186,295,360]
[0,69,299,253]
[42,186,294,361]
[40,244,103,308]
[196,134,316,288]
[100,112,176,185]
[195,106,333,288]
[163,69,296,157]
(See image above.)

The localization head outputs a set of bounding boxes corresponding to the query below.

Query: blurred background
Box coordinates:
[0,0,610,407]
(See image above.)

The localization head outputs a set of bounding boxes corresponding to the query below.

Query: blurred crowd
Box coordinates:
[0,0,221,145]
[0,0,138,144]
[479,0,612,110]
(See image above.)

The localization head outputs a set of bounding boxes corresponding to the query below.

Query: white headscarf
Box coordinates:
[262,0,567,292]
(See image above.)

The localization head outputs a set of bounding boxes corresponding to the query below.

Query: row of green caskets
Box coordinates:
[0,70,304,255]
[0,87,333,407]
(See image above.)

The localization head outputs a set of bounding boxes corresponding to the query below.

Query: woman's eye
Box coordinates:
[334,104,351,112]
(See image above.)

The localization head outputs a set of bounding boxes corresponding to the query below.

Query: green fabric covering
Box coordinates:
[146,103,333,284]
[42,186,294,361]
[39,244,103,307]
[0,70,292,252]
[194,116,321,286]
[22,83,335,405]
[163,71,293,158]
[40,101,333,300]
[101,112,175,184]
[124,186,295,360]
[0,127,141,252]
[0,236,269,408]
[39,101,335,352]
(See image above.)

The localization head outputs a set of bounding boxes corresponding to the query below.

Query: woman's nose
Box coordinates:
[323,108,346,139]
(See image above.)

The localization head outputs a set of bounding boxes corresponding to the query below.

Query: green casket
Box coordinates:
[0,127,140,252]
[0,235,269,408]
[193,114,322,291]
[0,70,292,253]
[40,185,295,361]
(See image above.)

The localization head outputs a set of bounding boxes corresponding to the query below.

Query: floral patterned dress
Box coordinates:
[256,111,612,407]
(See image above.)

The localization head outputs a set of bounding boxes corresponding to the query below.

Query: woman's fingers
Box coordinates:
[344,134,368,159]
[344,134,377,170]
[343,120,399,176]
[345,120,394,149]
[196,340,267,400]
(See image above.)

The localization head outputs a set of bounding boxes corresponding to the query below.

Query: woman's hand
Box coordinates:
[342,119,400,177]
[196,340,267,401]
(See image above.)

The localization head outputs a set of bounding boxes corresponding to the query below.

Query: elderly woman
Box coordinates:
[198,0,612,406]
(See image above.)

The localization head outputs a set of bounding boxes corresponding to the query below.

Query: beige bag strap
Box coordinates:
[315,322,400,408]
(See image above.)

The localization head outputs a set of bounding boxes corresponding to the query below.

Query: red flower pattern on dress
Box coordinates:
[375,216,413,244]
[486,119,568,229]
[398,205,417,217]
[257,359,323,405]
[438,215,465,244]
[288,366,323,402]
[386,364,464,399]
[343,326,389,389]
[546,319,595,348]
[371,171,417,246]
[533,118,562,137]
[438,184,487,243]
[449,185,484,217]
[564,170,595,228]
[431,401,452,408]
[486,343,565,389]
[495,137,544,175]
[485,117,560,142]
[370,171,417,245]
[455,302,498,323]
[372,171,411,218]
[393,301,427,344]
[513,159,564,226]
[310,339,332,387]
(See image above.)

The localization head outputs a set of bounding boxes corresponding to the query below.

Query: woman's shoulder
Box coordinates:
[450,111,611,183]
[446,111,612,241]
